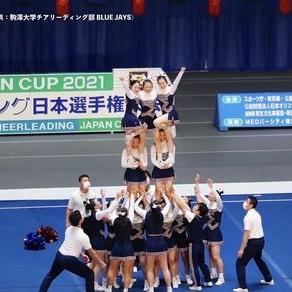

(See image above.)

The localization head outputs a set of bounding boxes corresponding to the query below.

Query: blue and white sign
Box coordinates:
[214,92,292,131]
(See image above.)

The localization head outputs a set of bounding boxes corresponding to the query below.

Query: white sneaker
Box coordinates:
[215,278,225,286]
[203,281,213,287]
[233,288,248,292]
[94,282,104,291]
[129,278,136,288]
[172,277,179,288]
[113,280,120,289]
[154,277,160,288]
[143,280,149,291]
[185,275,193,285]
[189,286,202,291]
[260,279,274,286]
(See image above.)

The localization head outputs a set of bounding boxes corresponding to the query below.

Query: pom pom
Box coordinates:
[24,232,46,250]
[37,226,58,243]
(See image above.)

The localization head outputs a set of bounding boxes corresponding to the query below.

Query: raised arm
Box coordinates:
[170,192,195,223]
[161,193,171,218]
[170,67,186,95]
[100,189,107,210]
[95,192,122,220]
[134,195,147,219]
[151,144,162,168]
[119,77,135,99]
[194,173,210,205]
[207,178,223,212]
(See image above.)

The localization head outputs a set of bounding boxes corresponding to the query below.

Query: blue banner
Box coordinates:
[214,92,292,131]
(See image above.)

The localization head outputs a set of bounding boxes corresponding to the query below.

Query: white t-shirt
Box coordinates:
[67,189,95,218]
[59,226,92,257]
[243,209,264,239]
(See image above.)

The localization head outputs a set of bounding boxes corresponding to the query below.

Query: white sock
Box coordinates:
[123,289,128,292]
[218,273,224,279]
[167,286,173,292]
[211,267,218,275]
[148,287,154,292]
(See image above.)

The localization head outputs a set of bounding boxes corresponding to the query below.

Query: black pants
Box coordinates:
[39,251,94,292]
[189,242,211,287]
[236,237,272,289]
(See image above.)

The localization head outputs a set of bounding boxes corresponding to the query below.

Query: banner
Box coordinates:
[214,92,292,131]
[0,68,167,135]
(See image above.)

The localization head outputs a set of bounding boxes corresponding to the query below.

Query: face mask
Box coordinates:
[83,181,91,189]
[242,201,248,210]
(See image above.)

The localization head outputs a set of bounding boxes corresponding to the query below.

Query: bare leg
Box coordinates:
[146,255,155,289]
[122,260,134,289]
[158,254,172,288]
[107,260,120,288]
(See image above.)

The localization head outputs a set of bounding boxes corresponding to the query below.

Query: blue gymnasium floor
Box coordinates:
[0,194,292,292]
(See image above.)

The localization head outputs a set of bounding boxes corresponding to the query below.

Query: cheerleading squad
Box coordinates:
[39,70,274,292]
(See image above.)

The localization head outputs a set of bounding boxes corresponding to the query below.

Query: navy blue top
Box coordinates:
[206,209,222,230]
[157,93,175,114]
[125,94,140,115]
[186,215,206,243]
[145,211,164,235]
[113,217,132,242]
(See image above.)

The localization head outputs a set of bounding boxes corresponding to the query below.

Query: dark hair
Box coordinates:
[117,207,128,217]
[198,203,209,217]
[142,79,153,88]
[248,195,258,209]
[78,174,89,183]
[69,210,82,226]
[157,75,168,84]
[130,80,140,88]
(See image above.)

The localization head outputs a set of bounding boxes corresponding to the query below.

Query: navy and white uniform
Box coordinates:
[81,197,108,252]
[105,221,115,255]
[201,195,224,245]
[130,213,146,256]
[134,194,171,255]
[151,143,175,182]
[121,147,147,185]
[185,210,211,287]
[173,208,189,251]
[121,81,143,131]
[156,69,184,124]
[139,90,157,130]
[162,206,177,251]
[110,196,135,261]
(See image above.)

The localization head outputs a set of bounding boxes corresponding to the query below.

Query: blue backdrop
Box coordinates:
[1,0,292,73]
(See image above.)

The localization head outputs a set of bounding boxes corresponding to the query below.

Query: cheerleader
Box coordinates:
[139,79,158,132]
[82,189,108,291]
[194,174,225,286]
[134,193,173,292]
[130,195,149,291]
[169,192,212,291]
[159,194,179,288]
[121,135,148,195]
[154,67,186,138]
[173,197,193,286]
[151,127,175,197]
[106,194,135,292]
[120,77,146,147]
